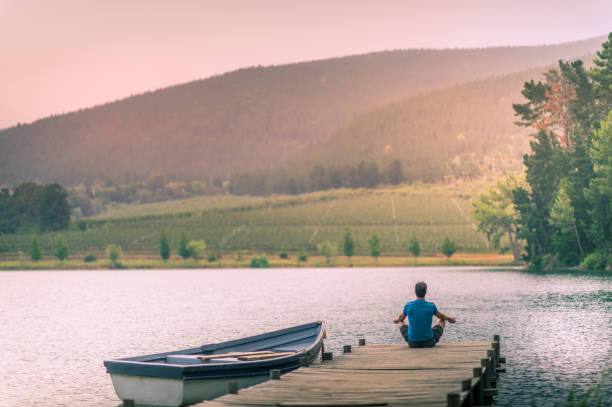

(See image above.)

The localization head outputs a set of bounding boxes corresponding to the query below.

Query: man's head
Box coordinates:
[415,281,427,298]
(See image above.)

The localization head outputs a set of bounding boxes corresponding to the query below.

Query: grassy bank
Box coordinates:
[0,253,516,270]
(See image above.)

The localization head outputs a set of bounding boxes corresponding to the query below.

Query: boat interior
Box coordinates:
[134,322,323,365]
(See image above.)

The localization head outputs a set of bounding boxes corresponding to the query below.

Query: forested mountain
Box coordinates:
[0,36,604,185]
[297,68,540,179]
[228,68,542,195]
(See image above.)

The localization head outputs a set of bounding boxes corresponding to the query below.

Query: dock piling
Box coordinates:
[322,351,333,361]
[269,369,281,380]
[493,334,501,365]
[473,367,484,405]
[492,342,500,367]
[487,349,497,385]
[461,378,473,407]
[343,344,352,353]
[447,392,460,407]
[358,338,366,346]
[228,381,238,394]
[481,358,490,389]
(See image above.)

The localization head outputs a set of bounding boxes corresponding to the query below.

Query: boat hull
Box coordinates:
[104,322,325,406]
[110,372,270,406]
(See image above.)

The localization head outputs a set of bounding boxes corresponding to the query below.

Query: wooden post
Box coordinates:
[322,351,333,361]
[447,392,460,407]
[270,369,281,380]
[461,378,472,407]
[343,345,352,353]
[481,358,489,389]
[492,342,500,368]
[299,356,310,367]
[123,400,135,407]
[228,381,238,394]
[487,349,496,379]
[473,367,484,406]
[359,338,366,346]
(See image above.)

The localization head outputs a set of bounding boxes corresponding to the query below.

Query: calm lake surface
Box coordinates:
[0,267,610,406]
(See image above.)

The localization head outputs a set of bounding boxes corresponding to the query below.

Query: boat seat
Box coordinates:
[166,354,203,365]
[166,354,239,365]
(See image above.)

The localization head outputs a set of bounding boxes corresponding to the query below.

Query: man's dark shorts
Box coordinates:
[400,325,443,348]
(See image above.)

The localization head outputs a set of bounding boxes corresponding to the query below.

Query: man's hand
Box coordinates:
[394,313,406,324]
[436,311,456,323]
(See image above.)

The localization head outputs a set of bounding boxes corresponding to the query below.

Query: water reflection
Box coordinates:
[0,268,610,406]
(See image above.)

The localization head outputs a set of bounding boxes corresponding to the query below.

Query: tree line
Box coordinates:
[475,33,612,270]
[23,228,459,268]
[229,160,403,196]
[67,174,226,217]
[0,182,70,234]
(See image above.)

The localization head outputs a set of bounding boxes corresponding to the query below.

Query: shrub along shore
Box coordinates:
[0,252,515,270]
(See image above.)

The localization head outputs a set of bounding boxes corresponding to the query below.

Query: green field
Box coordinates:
[0,182,494,257]
[89,194,269,219]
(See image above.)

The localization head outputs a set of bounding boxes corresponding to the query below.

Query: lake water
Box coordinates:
[0,267,610,406]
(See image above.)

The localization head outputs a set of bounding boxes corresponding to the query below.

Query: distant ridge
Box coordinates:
[290,68,542,181]
[0,36,605,185]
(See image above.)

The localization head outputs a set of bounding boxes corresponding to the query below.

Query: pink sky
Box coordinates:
[1,0,611,129]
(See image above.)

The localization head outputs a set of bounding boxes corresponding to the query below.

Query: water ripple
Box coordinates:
[0,268,610,406]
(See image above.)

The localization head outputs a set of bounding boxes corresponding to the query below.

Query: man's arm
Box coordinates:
[436,311,456,323]
[393,312,406,324]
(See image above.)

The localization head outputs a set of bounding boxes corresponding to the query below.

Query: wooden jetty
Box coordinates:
[195,336,504,407]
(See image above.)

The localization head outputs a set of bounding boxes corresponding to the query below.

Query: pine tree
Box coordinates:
[550,181,581,265]
[513,130,568,264]
[368,232,382,262]
[565,131,595,256]
[441,237,456,260]
[178,232,189,260]
[159,230,170,260]
[408,235,421,265]
[590,33,612,120]
[586,111,612,251]
[30,235,42,261]
[54,234,69,261]
[343,229,354,260]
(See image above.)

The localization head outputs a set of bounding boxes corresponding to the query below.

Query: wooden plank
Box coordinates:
[195,341,494,407]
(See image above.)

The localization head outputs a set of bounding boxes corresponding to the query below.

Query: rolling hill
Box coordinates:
[289,68,540,181]
[0,183,492,255]
[0,36,605,186]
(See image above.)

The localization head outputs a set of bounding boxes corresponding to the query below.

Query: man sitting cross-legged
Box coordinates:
[393,281,456,348]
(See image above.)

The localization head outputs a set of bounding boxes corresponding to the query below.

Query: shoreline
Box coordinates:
[1,254,608,273]
[0,253,518,270]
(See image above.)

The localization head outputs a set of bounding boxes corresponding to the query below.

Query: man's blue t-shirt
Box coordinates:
[403,299,438,342]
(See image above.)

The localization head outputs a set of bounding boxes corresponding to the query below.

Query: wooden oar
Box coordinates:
[197,351,275,360]
[237,352,296,361]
